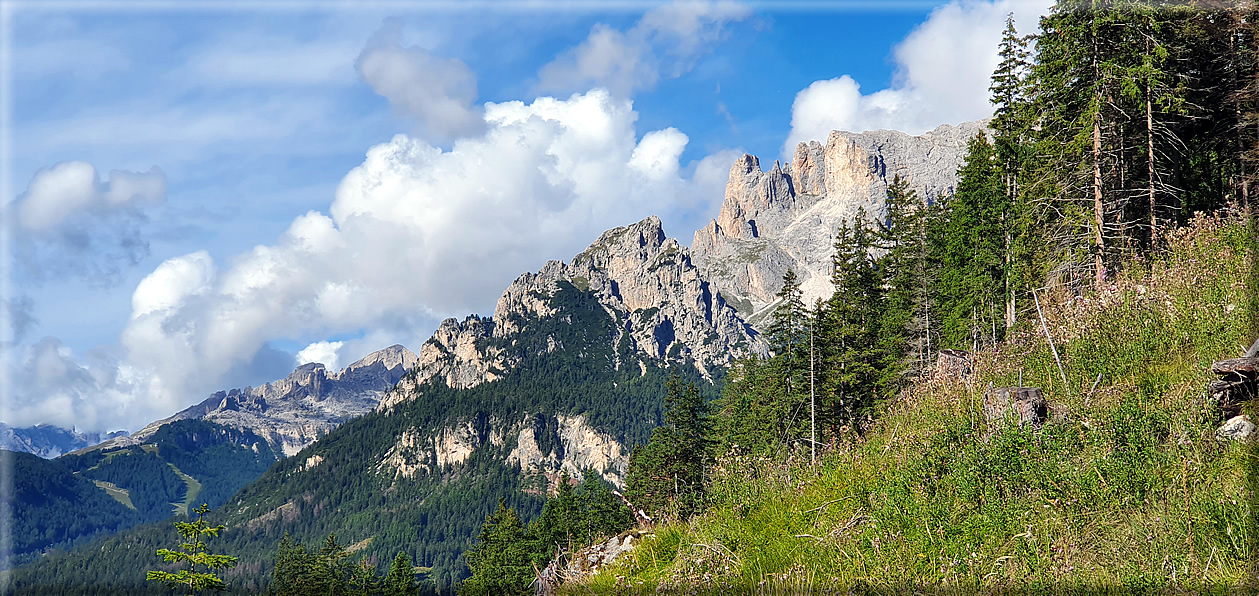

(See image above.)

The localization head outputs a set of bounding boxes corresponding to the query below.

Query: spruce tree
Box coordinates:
[460,501,536,596]
[383,552,416,596]
[623,374,709,521]
[146,503,238,595]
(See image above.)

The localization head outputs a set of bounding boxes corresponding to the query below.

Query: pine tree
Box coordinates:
[936,134,1008,350]
[815,214,883,438]
[623,374,709,521]
[766,269,808,372]
[383,551,416,596]
[460,501,537,596]
[146,503,238,595]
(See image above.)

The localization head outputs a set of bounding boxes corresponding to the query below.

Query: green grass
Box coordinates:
[91,480,136,511]
[168,463,202,517]
[571,213,1259,593]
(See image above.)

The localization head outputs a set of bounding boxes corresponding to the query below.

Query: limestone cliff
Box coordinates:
[377,413,627,487]
[693,121,986,324]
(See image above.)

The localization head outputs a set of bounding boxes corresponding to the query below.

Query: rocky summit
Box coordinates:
[379,215,765,410]
[98,345,418,456]
[692,121,986,324]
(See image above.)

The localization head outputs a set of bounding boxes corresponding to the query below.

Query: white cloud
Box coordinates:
[783,0,1053,153]
[11,161,167,285]
[297,341,344,371]
[4,338,139,431]
[10,89,732,432]
[356,19,484,143]
[536,0,751,97]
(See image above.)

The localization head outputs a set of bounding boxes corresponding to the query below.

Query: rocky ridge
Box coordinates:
[378,215,764,411]
[97,345,417,456]
[692,121,987,323]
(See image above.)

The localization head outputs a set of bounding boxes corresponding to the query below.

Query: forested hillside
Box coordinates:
[11,2,1258,595]
[11,282,718,594]
[574,212,1258,592]
[10,420,278,567]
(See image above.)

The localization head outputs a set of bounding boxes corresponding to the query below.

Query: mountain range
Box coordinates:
[9,122,983,594]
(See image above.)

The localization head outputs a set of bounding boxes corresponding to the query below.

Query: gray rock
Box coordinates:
[379,216,766,411]
[692,121,987,320]
[983,386,1047,429]
[99,345,418,457]
[1216,415,1256,443]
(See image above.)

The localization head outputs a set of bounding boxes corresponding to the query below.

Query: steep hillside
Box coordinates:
[13,216,762,594]
[9,419,279,565]
[693,121,983,323]
[9,451,143,558]
[575,213,1258,592]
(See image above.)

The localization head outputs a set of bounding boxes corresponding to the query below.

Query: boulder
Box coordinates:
[1215,415,1256,443]
[983,386,1047,429]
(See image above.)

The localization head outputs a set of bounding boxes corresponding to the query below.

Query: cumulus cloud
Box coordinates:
[297,340,344,371]
[356,19,484,143]
[783,0,1053,153]
[11,89,730,432]
[536,0,751,97]
[10,161,166,285]
[4,338,139,431]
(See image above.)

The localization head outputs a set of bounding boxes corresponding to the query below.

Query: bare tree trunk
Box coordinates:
[1093,28,1106,287]
[1147,36,1158,246]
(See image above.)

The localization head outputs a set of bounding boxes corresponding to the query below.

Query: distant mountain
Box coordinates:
[7,345,417,570]
[0,423,128,458]
[692,121,985,326]
[96,344,418,457]
[9,450,143,558]
[15,215,765,593]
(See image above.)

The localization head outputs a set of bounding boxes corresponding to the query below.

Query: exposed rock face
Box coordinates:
[378,413,628,486]
[102,345,418,457]
[693,121,987,322]
[378,216,764,410]
[0,424,128,458]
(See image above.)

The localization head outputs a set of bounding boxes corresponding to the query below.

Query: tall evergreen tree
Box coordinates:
[624,375,710,521]
[383,551,417,596]
[460,501,536,596]
[146,504,238,595]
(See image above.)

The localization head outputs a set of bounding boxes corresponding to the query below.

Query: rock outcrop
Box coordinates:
[692,121,986,323]
[378,216,764,410]
[100,345,418,456]
[378,413,628,486]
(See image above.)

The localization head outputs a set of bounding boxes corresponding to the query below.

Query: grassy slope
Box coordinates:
[575,213,1259,593]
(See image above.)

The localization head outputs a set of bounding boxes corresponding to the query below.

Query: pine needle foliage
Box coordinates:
[146,503,238,595]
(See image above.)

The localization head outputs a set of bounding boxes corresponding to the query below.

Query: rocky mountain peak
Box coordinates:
[99,344,419,457]
[345,344,419,372]
[378,216,765,411]
[694,120,987,322]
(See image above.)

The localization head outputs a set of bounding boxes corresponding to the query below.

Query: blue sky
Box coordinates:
[2,0,1052,433]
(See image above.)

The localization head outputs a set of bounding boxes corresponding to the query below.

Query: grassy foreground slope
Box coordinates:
[577,213,1259,593]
